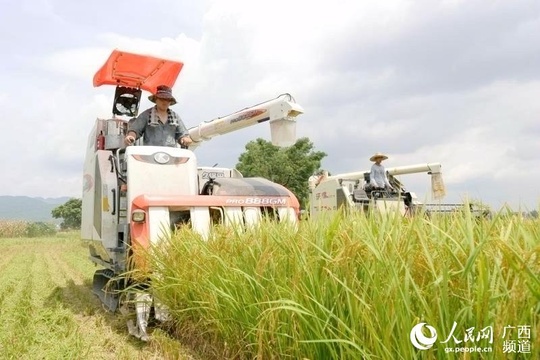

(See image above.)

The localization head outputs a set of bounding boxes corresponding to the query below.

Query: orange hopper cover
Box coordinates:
[93,50,184,93]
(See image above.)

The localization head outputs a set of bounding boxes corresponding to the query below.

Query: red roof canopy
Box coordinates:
[93,50,184,93]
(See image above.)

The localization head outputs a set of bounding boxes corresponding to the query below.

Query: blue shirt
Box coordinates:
[128,106,189,147]
[370,163,391,188]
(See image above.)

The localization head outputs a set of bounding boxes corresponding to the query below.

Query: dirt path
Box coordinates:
[0,235,196,360]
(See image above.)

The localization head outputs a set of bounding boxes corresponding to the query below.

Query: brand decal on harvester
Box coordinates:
[229,109,266,124]
[201,171,225,179]
[226,198,287,205]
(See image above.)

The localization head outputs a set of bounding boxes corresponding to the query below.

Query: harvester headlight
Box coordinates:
[153,152,170,164]
[131,210,146,223]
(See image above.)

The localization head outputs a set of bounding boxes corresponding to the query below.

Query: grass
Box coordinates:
[0,232,195,360]
[148,209,540,359]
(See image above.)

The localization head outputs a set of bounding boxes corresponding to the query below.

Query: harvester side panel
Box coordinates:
[83,150,121,264]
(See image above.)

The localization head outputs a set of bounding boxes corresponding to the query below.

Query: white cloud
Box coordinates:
[21,0,61,20]
[0,0,539,211]
[40,47,111,80]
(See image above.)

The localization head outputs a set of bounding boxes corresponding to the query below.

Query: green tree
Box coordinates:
[26,222,57,237]
[236,138,326,208]
[52,198,82,229]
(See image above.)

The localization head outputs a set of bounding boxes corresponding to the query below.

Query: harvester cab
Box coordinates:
[81,50,304,340]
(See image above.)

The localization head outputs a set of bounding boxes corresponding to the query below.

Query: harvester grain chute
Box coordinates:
[82,50,304,340]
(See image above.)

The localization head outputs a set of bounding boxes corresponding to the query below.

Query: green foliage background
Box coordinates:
[52,198,82,229]
[0,220,56,238]
[235,137,326,208]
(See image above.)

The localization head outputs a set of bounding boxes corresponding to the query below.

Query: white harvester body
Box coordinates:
[308,163,446,218]
[81,50,303,340]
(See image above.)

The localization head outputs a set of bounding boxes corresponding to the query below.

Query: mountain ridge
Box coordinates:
[0,196,72,222]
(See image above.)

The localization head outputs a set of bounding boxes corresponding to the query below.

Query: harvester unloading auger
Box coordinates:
[81,50,304,340]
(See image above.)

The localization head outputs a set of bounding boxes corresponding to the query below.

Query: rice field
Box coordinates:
[148,209,540,359]
[0,229,195,360]
[0,210,538,359]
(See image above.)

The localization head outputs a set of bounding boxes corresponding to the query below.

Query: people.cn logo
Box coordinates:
[410,323,438,350]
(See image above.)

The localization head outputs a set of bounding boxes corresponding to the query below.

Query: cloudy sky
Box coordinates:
[1,0,539,210]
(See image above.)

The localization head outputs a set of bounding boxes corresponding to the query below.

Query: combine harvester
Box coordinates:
[308,163,469,217]
[81,50,304,340]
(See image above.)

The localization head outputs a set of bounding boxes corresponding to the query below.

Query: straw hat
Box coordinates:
[148,85,177,105]
[369,152,388,162]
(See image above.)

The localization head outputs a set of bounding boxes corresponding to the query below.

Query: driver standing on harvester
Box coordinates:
[124,85,193,147]
[367,152,395,193]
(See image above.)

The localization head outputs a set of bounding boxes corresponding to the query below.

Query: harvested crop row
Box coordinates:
[0,235,193,360]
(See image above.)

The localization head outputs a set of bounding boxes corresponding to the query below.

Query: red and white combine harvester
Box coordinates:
[81,50,304,340]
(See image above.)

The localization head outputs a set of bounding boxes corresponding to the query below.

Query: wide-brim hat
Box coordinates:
[370,152,389,161]
[148,85,177,105]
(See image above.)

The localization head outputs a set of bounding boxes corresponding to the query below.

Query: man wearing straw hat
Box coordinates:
[368,152,394,192]
[124,85,193,147]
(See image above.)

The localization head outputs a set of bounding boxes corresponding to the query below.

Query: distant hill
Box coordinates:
[0,196,72,222]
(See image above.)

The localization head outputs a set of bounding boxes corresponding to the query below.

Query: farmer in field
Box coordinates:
[124,85,193,147]
[367,152,394,192]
